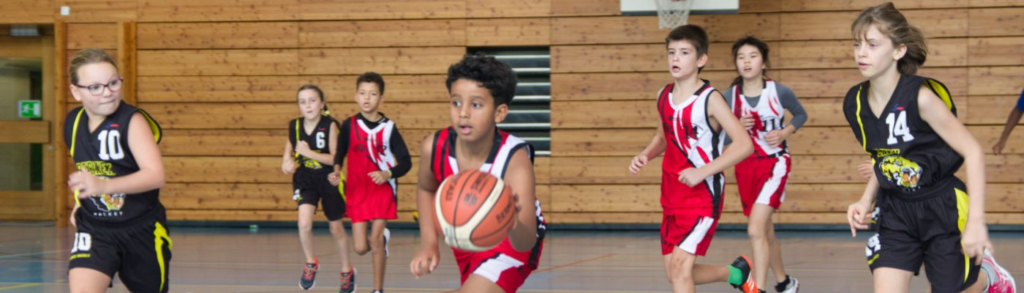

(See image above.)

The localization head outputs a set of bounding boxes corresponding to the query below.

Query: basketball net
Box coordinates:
[656,0,694,30]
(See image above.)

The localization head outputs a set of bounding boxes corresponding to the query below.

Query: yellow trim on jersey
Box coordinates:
[337,171,346,201]
[927,79,954,110]
[294,119,301,159]
[954,187,970,283]
[153,221,172,292]
[138,109,162,143]
[867,253,880,266]
[69,109,85,156]
[855,86,868,151]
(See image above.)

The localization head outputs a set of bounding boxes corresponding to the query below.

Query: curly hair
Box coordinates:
[445,52,518,106]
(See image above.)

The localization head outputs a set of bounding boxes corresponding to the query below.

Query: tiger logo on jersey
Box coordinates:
[878,156,922,192]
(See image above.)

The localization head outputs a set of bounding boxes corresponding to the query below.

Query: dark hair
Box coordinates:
[356,71,385,95]
[70,48,118,86]
[296,84,330,116]
[852,2,927,75]
[665,25,710,72]
[730,36,772,86]
[445,52,517,106]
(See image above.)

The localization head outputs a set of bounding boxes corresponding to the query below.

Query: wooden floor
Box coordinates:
[0,224,1019,293]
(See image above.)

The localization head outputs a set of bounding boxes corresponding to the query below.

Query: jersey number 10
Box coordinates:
[885,111,915,145]
[98,130,124,160]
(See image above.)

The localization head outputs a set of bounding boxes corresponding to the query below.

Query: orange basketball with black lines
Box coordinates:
[434,170,516,252]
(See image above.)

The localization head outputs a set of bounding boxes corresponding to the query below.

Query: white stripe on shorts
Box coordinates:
[474,253,525,284]
[756,154,789,206]
[678,217,715,254]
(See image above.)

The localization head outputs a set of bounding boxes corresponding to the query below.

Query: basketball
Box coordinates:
[434,170,516,252]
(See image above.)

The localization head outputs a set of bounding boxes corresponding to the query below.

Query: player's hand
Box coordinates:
[68,168,105,198]
[857,159,874,181]
[846,200,872,237]
[282,158,297,174]
[629,154,649,175]
[765,128,790,147]
[368,171,390,185]
[740,114,755,131]
[677,168,705,187]
[296,141,312,157]
[410,245,440,278]
[962,220,993,265]
[992,140,1006,155]
[328,171,342,186]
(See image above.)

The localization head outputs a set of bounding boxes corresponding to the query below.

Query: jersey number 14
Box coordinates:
[885,111,915,145]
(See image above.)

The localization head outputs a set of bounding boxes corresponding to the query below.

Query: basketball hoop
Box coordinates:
[656,0,694,30]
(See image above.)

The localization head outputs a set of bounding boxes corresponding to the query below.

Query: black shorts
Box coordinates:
[69,211,172,293]
[293,169,346,221]
[866,180,980,293]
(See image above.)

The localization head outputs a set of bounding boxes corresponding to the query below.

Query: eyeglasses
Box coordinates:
[74,78,123,95]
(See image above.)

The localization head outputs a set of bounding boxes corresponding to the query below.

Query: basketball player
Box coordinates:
[627,25,760,293]
[723,36,805,293]
[843,3,1016,292]
[65,48,171,293]
[409,53,546,293]
[327,72,413,293]
[282,85,354,292]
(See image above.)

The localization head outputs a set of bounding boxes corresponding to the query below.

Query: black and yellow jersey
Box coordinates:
[843,75,964,197]
[63,102,164,224]
[288,117,336,172]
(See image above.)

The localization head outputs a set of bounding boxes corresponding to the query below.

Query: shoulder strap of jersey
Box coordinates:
[657,83,674,117]
[293,119,301,159]
[69,108,86,156]
[854,84,868,151]
[730,83,743,117]
[924,78,956,114]
[136,108,162,144]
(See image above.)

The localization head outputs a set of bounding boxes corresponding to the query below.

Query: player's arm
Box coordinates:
[847,172,878,237]
[282,139,296,174]
[70,113,165,197]
[630,114,667,175]
[411,135,441,277]
[504,148,538,252]
[700,91,753,175]
[993,106,1022,155]
[918,86,991,260]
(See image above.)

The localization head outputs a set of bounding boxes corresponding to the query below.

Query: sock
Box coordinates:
[980,260,996,291]
[775,275,791,292]
[727,265,743,286]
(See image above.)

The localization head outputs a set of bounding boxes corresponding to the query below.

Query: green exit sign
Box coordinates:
[18,100,41,119]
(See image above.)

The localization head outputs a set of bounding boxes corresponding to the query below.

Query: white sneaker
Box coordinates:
[983,250,1016,293]
[778,276,799,293]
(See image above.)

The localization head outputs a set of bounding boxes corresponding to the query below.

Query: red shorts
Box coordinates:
[345,183,398,223]
[452,234,544,293]
[661,213,719,256]
[735,154,791,216]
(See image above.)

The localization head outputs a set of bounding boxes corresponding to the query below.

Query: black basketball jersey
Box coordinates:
[843,75,963,196]
[63,102,164,224]
[288,117,336,172]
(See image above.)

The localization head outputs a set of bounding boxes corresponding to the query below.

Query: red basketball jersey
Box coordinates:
[657,81,725,216]
[729,79,788,158]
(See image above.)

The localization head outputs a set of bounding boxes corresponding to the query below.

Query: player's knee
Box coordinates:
[354,240,370,254]
[298,219,313,231]
[369,235,384,252]
[329,225,347,239]
[747,224,766,241]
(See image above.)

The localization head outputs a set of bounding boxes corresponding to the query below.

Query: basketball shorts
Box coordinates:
[866,180,981,293]
[69,212,172,293]
[661,213,719,256]
[293,169,346,221]
[735,153,790,216]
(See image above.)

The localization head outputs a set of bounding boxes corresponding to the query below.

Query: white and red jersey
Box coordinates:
[345,115,399,221]
[430,127,546,290]
[657,81,725,216]
[730,79,788,158]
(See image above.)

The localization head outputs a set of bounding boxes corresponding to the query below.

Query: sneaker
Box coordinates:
[776,276,799,293]
[300,258,319,290]
[340,267,356,293]
[383,228,391,258]
[370,290,383,293]
[730,255,759,293]
[983,250,1016,293]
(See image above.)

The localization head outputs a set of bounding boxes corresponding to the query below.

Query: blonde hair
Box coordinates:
[851,2,928,75]
[69,48,118,86]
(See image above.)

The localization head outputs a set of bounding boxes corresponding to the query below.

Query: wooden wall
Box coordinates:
[9,0,1022,225]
